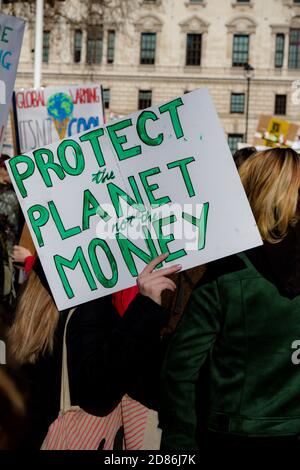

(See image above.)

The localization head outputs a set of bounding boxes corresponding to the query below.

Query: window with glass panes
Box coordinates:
[228,134,244,154]
[275,34,285,68]
[140,33,156,64]
[74,29,82,63]
[43,31,50,63]
[138,90,152,110]
[275,94,287,115]
[186,34,202,66]
[189,0,203,3]
[236,0,250,3]
[107,30,115,64]
[231,93,245,113]
[103,89,110,109]
[288,29,300,69]
[232,34,249,66]
[86,26,103,64]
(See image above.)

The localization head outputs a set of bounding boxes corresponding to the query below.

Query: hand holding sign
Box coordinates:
[137,253,181,305]
[12,245,32,265]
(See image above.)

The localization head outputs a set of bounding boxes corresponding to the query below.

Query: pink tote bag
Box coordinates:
[41,309,161,450]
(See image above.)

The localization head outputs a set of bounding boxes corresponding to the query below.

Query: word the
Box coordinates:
[92,168,115,184]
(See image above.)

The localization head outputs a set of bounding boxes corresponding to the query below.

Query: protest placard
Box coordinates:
[13,83,104,153]
[0,13,25,152]
[7,88,262,311]
[253,115,299,148]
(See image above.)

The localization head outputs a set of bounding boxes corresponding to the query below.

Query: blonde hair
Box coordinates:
[8,271,59,365]
[239,147,300,244]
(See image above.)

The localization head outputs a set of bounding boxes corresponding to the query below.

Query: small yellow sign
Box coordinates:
[254,115,299,148]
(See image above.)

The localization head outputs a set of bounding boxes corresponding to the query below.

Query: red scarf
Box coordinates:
[112,285,139,317]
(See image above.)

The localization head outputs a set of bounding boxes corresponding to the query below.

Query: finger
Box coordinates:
[138,276,176,292]
[156,282,177,293]
[139,253,169,276]
[149,278,177,291]
[149,264,182,279]
[158,278,177,290]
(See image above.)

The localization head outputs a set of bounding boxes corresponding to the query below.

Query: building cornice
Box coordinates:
[179,15,209,33]
[231,2,254,8]
[134,14,163,32]
[226,15,257,34]
[270,24,290,34]
[184,1,207,8]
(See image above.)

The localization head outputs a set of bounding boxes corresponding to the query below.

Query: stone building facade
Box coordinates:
[3,0,300,153]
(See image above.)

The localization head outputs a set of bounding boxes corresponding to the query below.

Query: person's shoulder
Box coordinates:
[199,253,251,286]
[66,294,114,328]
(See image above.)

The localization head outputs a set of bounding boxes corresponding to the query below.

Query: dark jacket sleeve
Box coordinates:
[160,278,222,450]
[66,294,169,416]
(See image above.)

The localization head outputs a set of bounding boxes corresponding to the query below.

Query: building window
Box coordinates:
[138,90,152,109]
[228,134,244,153]
[86,26,103,64]
[42,31,50,63]
[288,28,300,68]
[107,30,115,64]
[294,0,300,3]
[103,88,110,109]
[236,0,250,3]
[231,93,245,113]
[232,34,249,66]
[143,0,157,3]
[275,94,287,115]
[189,0,203,3]
[186,33,202,66]
[140,32,156,64]
[74,29,82,63]
[275,33,285,68]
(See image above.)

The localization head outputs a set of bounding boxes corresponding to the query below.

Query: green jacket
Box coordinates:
[160,252,300,449]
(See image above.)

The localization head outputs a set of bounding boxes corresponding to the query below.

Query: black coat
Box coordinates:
[20,293,168,449]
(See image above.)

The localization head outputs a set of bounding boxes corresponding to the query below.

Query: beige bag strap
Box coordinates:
[60,308,77,413]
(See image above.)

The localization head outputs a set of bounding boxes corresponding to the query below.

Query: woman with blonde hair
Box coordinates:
[8,253,181,449]
[161,147,300,450]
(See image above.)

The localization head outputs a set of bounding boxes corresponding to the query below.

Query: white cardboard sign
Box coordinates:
[7,88,262,311]
[0,13,25,151]
[14,83,104,152]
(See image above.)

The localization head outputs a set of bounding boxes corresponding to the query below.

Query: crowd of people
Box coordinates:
[1,145,300,451]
